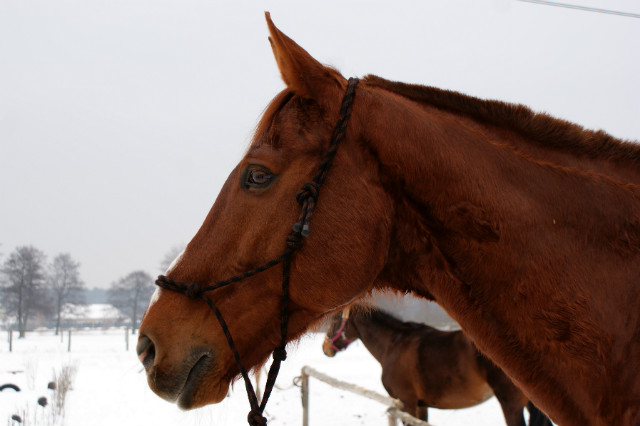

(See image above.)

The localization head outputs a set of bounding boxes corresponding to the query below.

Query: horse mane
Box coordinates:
[363,74,640,168]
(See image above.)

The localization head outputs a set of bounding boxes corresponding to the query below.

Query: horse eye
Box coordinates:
[244,167,273,189]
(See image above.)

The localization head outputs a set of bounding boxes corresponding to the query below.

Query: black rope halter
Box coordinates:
[155,77,360,426]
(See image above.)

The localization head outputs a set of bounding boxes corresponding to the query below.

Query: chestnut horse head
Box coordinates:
[139,12,640,426]
[137,13,393,412]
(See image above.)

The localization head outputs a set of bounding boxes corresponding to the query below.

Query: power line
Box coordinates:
[516,0,640,19]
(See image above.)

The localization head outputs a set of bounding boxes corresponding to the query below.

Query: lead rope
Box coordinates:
[155,77,360,426]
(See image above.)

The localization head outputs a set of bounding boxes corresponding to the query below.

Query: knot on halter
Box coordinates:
[247,410,267,426]
[185,282,204,299]
[285,233,304,252]
[296,182,319,205]
[292,182,319,237]
[272,347,287,361]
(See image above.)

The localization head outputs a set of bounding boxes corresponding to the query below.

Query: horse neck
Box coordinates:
[353,86,640,426]
[350,310,409,363]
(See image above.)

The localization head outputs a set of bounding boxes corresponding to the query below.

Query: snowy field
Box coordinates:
[1,328,515,426]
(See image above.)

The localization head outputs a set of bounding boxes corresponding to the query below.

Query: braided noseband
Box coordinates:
[155,78,359,426]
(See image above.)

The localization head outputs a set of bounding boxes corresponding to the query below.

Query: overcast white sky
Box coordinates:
[1,0,639,289]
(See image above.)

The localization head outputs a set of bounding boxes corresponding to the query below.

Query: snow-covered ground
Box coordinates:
[1,328,515,426]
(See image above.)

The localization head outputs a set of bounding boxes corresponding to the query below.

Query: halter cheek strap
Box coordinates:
[155,78,360,426]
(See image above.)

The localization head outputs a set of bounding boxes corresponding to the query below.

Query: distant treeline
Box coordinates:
[85,288,109,304]
[1,244,162,337]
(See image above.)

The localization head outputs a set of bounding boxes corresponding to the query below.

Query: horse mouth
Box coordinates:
[321,340,337,357]
[323,346,336,357]
[147,349,231,409]
[176,353,213,409]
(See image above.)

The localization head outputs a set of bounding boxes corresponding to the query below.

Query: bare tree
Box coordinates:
[108,271,154,334]
[1,246,50,337]
[48,253,86,335]
[159,244,185,273]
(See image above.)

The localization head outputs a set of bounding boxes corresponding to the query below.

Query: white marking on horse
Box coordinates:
[165,248,185,275]
[145,249,185,313]
[146,287,162,312]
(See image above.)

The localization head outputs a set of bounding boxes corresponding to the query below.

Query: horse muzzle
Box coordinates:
[137,333,225,409]
[322,338,337,357]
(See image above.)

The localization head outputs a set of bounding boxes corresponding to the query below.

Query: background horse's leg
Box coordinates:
[482,361,528,426]
[415,400,428,422]
[527,402,553,426]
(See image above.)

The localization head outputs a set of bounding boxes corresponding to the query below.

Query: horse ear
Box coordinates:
[265,12,344,100]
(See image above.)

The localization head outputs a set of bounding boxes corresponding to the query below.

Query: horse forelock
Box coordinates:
[251,90,294,150]
[362,74,640,169]
[251,91,338,156]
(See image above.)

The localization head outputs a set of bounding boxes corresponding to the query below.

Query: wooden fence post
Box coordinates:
[8,329,12,352]
[387,408,397,426]
[125,327,129,351]
[67,330,72,352]
[387,408,399,426]
[386,407,431,426]
[301,373,309,426]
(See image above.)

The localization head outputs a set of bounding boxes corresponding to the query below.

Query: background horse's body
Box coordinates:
[139,14,640,426]
[323,307,550,426]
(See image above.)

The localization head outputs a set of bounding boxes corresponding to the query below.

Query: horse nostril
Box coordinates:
[137,335,156,370]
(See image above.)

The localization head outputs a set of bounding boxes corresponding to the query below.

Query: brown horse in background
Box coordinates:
[323,306,551,426]
[138,13,640,426]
